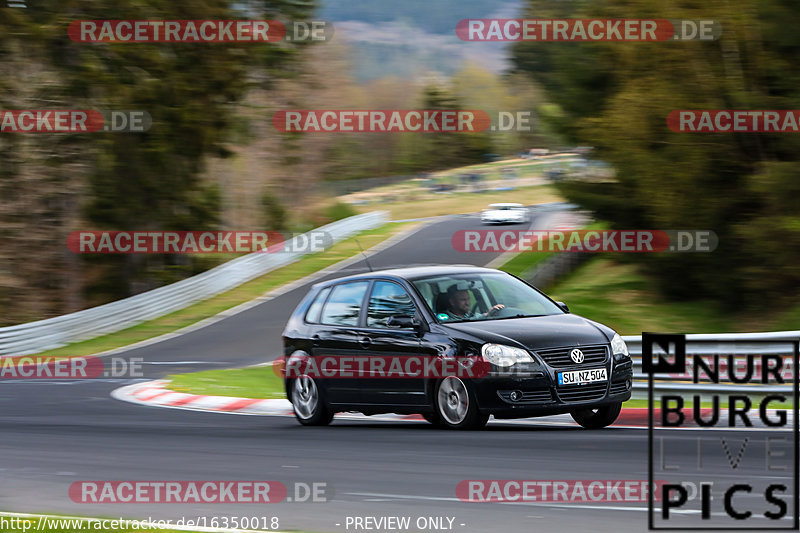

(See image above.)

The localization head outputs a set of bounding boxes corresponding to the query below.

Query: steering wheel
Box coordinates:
[488,305,525,318]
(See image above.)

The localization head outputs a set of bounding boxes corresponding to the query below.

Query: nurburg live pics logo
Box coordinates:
[643,333,799,530]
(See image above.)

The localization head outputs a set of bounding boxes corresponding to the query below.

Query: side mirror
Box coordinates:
[387,315,426,333]
[556,301,570,313]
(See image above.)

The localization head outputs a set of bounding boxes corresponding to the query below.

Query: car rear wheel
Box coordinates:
[291,375,333,426]
[435,377,488,430]
[570,402,622,429]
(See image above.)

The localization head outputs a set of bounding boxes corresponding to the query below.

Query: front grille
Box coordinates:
[535,345,608,368]
[556,382,608,403]
[609,381,630,395]
[498,389,553,404]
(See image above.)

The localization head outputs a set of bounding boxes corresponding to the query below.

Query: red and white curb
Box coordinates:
[111,380,294,416]
[111,379,573,423]
[111,380,792,430]
[111,380,430,421]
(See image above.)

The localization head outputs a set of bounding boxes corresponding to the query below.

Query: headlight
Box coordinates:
[481,343,534,367]
[611,333,629,360]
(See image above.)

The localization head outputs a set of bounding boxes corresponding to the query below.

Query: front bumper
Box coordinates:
[471,360,633,418]
[481,216,526,224]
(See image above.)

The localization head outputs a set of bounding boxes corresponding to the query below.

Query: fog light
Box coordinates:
[626,378,632,390]
[509,390,522,402]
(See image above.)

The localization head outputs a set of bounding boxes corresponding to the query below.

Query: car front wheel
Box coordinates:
[291,375,333,426]
[421,411,442,426]
[570,402,622,429]
[435,377,488,430]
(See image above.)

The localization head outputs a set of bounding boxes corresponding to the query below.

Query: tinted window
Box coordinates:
[367,281,417,328]
[304,287,331,323]
[320,281,369,326]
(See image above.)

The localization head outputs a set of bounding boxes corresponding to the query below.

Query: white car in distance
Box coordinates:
[480,203,530,225]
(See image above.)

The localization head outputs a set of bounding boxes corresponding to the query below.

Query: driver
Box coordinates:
[442,284,504,320]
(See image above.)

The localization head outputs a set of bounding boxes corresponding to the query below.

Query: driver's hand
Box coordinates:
[487,304,505,315]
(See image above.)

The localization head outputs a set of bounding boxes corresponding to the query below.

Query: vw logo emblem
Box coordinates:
[570,348,584,364]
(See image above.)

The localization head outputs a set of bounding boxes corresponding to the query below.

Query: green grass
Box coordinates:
[338,155,576,200]
[30,222,414,359]
[499,222,606,279]
[546,256,800,335]
[350,184,564,220]
[546,258,733,335]
[168,365,285,399]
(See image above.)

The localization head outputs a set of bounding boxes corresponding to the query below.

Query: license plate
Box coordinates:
[558,368,607,386]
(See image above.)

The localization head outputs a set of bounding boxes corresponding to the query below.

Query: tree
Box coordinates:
[511,0,800,307]
[0,0,318,320]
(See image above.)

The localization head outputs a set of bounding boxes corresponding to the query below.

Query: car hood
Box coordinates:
[439,313,612,351]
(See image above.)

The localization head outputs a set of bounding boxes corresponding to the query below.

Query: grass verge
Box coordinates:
[32,222,414,359]
[168,365,285,399]
[499,222,605,279]
[546,258,733,335]
[351,184,564,220]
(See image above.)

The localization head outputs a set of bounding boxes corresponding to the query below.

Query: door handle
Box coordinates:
[358,336,372,348]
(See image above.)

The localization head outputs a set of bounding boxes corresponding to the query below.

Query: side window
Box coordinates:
[320,281,369,326]
[304,287,331,323]
[367,281,417,328]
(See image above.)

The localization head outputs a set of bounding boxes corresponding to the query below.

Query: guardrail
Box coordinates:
[623,332,799,398]
[0,211,389,357]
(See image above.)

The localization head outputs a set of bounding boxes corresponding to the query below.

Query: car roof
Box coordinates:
[313,265,500,287]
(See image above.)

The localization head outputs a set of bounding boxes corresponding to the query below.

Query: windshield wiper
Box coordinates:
[489,313,546,320]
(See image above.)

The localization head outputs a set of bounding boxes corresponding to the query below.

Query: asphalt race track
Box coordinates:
[1,212,795,532]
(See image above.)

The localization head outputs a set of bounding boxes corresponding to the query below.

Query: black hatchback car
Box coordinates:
[281,265,632,429]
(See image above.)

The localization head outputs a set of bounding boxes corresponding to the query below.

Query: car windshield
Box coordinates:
[410,272,564,323]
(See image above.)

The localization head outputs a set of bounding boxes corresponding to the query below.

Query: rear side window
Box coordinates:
[304,287,331,323]
[367,281,417,328]
[320,281,370,326]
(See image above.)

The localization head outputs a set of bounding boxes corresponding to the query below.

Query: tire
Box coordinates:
[422,411,442,426]
[290,375,333,426]
[570,402,622,429]
[434,377,489,430]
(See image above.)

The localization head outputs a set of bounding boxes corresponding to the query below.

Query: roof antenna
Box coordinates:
[355,239,374,272]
